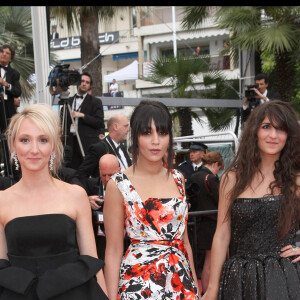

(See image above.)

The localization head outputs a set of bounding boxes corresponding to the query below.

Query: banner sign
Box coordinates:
[50,31,119,50]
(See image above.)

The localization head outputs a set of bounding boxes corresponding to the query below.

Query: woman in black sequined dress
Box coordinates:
[202,101,300,300]
[0,104,108,299]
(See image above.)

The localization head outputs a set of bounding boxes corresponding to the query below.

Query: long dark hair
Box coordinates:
[223,100,300,238]
[130,100,173,171]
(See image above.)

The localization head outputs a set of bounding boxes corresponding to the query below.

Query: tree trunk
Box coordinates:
[80,12,102,96]
[177,107,193,149]
[274,51,294,102]
[254,50,262,74]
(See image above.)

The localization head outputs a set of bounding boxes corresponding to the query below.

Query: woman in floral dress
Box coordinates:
[104,100,200,299]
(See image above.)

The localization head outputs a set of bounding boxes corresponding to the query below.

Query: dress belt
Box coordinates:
[130,239,187,255]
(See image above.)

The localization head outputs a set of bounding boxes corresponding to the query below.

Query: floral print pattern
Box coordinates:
[112,169,199,300]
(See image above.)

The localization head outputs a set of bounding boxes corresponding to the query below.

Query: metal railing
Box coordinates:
[188,210,218,272]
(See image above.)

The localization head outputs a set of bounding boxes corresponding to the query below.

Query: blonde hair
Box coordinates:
[6,103,63,176]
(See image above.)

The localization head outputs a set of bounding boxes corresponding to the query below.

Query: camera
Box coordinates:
[245,84,260,108]
[47,64,81,96]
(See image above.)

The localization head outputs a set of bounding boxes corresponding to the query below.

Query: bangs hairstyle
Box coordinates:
[241,100,298,161]
[6,103,64,176]
[130,100,173,169]
[224,100,300,239]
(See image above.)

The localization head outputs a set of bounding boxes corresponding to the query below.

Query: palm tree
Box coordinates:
[144,54,209,138]
[0,6,35,100]
[50,6,122,96]
[200,71,240,135]
[182,6,300,103]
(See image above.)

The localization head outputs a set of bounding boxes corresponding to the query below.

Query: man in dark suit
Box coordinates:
[0,45,21,181]
[0,44,21,132]
[242,73,281,123]
[77,113,131,186]
[63,72,105,170]
[50,25,59,40]
[85,154,121,259]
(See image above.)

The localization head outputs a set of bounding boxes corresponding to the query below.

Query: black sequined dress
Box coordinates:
[0,214,108,299]
[219,196,300,300]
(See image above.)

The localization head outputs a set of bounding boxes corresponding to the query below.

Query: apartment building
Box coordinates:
[50,6,241,99]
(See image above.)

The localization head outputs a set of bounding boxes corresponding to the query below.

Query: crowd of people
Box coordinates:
[0,43,300,299]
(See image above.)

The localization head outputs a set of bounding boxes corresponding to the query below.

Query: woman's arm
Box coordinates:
[202,172,234,300]
[280,173,300,263]
[73,185,108,295]
[103,178,125,299]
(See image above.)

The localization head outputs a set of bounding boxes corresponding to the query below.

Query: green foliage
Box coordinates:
[182,6,300,103]
[144,54,209,98]
[0,6,35,101]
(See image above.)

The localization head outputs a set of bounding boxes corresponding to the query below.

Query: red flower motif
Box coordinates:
[141,288,152,298]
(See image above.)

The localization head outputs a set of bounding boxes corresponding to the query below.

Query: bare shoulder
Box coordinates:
[105,176,119,194]
[0,189,16,223]
[220,170,236,195]
[220,170,236,184]
[105,176,123,204]
[0,186,16,205]
[55,180,88,205]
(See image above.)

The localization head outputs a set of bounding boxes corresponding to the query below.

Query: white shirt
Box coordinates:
[243,90,269,110]
[192,162,202,171]
[110,83,118,92]
[0,65,11,92]
[111,139,128,171]
[72,93,86,128]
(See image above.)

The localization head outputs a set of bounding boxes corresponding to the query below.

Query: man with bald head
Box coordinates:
[86,154,121,259]
[88,154,121,210]
[77,113,132,186]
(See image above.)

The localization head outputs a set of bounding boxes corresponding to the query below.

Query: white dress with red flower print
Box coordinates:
[111,169,200,300]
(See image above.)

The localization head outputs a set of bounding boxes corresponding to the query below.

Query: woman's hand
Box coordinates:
[280,244,300,263]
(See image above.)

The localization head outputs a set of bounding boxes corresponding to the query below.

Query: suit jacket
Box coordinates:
[52,32,59,39]
[0,65,21,131]
[84,176,104,197]
[188,166,220,221]
[63,94,105,155]
[177,160,203,191]
[77,135,132,184]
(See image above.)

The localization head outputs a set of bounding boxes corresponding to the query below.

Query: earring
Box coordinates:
[12,152,19,170]
[49,152,56,171]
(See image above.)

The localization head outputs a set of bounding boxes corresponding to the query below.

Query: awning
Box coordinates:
[104,60,138,82]
[144,28,229,44]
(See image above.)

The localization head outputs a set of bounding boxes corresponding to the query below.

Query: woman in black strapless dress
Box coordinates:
[202,101,300,300]
[0,104,108,299]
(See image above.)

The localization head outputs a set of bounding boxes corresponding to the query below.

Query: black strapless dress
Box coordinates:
[0,214,108,299]
[219,196,300,300]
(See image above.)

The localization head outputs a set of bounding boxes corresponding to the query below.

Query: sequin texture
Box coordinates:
[219,195,300,299]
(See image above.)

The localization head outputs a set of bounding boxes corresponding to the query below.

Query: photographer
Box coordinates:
[85,154,121,260]
[242,73,280,123]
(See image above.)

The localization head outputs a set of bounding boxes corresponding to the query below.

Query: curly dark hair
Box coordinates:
[0,44,15,61]
[130,100,173,171]
[223,100,300,239]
